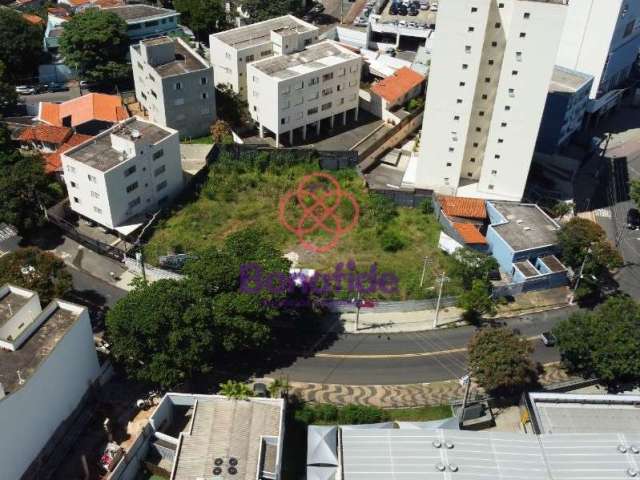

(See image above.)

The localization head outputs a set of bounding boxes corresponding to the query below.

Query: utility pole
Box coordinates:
[433,271,446,329]
[354,290,361,332]
[419,256,429,288]
[569,246,592,305]
[135,210,161,282]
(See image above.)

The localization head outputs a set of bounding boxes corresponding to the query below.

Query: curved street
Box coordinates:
[268,307,573,385]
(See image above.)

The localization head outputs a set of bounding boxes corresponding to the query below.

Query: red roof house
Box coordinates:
[370,67,426,107]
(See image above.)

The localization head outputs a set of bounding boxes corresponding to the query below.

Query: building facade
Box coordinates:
[104,5,181,41]
[556,0,640,119]
[413,0,568,201]
[536,66,593,154]
[0,285,101,480]
[210,15,319,99]
[131,37,216,138]
[247,40,362,146]
[61,117,182,233]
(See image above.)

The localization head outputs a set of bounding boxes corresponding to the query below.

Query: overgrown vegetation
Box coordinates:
[145,149,452,299]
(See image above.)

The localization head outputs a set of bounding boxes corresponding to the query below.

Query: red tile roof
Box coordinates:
[17,125,72,145]
[22,13,44,25]
[43,133,93,174]
[39,93,129,128]
[47,7,71,18]
[438,195,487,220]
[453,223,487,245]
[370,67,425,104]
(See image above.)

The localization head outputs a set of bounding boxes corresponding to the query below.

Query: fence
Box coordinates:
[124,257,184,282]
[326,296,457,313]
[207,144,359,171]
[46,200,128,262]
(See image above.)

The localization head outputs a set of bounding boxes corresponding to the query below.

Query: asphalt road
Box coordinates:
[268,307,573,384]
[67,266,127,308]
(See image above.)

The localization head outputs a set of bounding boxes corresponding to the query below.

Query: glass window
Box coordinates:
[88,174,97,183]
[128,197,141,208]
[153,149,164,160]
[156,181,167,192]
[154,165,165,176]
[90,191,100,199]
[126,182,139,193]
[124,165,136,177]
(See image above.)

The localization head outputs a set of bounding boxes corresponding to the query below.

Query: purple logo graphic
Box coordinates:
[240,260,399,296]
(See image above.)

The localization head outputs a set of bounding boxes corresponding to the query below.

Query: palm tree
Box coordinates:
[218,380,252,400]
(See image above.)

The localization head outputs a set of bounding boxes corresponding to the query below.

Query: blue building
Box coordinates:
[536,66,593,155]
[485,201,568,291]
[104,5,181,42]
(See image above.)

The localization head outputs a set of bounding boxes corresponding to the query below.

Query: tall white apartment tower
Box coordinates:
[413,0,568,201]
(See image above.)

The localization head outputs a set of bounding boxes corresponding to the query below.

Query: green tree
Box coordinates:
[554,296,640,383]
[215,83,249,126]
[0,156,54,232]
[457,279,496,323]
[0,9,43,82]
[631,179,640,210]
[106,279,216,388]
[239,0,304,22]
[468,328,538,397]
[0,247,72,304]
[173,0,229,41]
[59,9,129,82]
[0,62,17,110]
[448,248,498,290]
[218,380,253,399]
[210,119,234,144]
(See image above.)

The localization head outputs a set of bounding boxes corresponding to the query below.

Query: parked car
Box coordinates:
[390,4,398,14]
[541,331,557,347]
[15,85,36,95]
[628,208,640,230]
[45,82,69,92]
[398,5,408,15]
[409,8,419,16]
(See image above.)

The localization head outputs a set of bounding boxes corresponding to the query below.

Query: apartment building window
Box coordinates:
[494,154,501,159]
[516,52,522,62]
[468,26,474,32]
[174,98,185,106]
[73,197,80,203]
[295,111,303,120]
[225,52,231,59]
[471,6,477,12]
[323,72,334,81]
[499,2,504,7]
[339,98,345,105]
[309,77,319,86]
[448,147,454,152]
[467,172,473,177]
[156,181,167,192]
[462,64,468,70]
[90,191,100,199]
[88,174,97,183]
[475,127,481,132]
[67,165,76,173]
[491,41,498,47]
[498,138,504,143]
[140,91,147,100]
[321,102,332,111]
[523,12,530,19]
[294,96,303,105]
[175,82,182,90]
[154,165,165,176]
[128,197,141,208]
[93,206,102,214]
[456,98,463,104]
[473,142,479,147]
[453,115,460,120]
[508,88,515,97]
[491,169,497,174]
[136,61,143,70]
[519,32,526,38]
[201,92,208,99]
[148,73,156,82]
[479,111,485,116]
[282,99,290,110]
[481,94,488,99]
[465,46,471,53]
[70,181,77,188]
[252,75,259,83]
[488,60,494,65]
[505,105,511,111]
[200,77,208,86]
[501,122,507,127]
[151,90,157,98]
[124,165,136,177]
[459,82,465,86]
[246,54,254,62]
[282,86,290,95]
[337,84,342,91]
[153,149,164,160]
[470,157,476,163]
[446,162,452,166]
[281,117,288,125]
[322,88,333,96]
[308,91,319,100]
[338,68,346,77]
[485,77,491,83]
[512,70,518,76]
[307,107,318,115]
[261,50,271,57]
[488,185,495,190]
[126,182,139,193]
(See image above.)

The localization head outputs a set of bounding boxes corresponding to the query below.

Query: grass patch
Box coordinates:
[386,405,454,422]
[181,135,214,144]
[146,149,458,299]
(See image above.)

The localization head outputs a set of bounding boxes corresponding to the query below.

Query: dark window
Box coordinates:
[124,165,136,177]
[471,6,477,12]
[473,142,479,147]
[498,138,504,143]
[156,180,167,192]
[491,41,498,47]
[488,60,494,65]
[153,149,164,160]
[485,77,491,83]
[481,94,488,99]
[495,22,501,28]
[459,81,466,86]
[468,26,475,32]
[524,12,530,19]
[462,64,468,69]
[154,165,165,176]
[519,32,526,38]
[126,182,138,193]
[501,122,507,127]
[479,111,485,116]
[470,157,476,162]
[475,127,481,132]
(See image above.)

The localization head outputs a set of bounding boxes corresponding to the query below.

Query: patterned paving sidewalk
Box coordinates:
[284,363,576,408]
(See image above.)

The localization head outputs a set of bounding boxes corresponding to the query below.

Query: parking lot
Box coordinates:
[378,0,437,28]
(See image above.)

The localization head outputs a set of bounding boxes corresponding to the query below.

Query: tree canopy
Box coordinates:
[554,296,640,384]
[106,228,292,388]
[215,83,250,126]
[0,9,43,82]
[0,62,17,111]
[631,179,640,210]
[210,119,234,144]
[448,248,498,290]
[0,247,72,304]
[468,327,538,397]
[457,279,496,324]
[239,0,304,23]
[0,156,55,232]
[173,0,229,41]
[59,9,130,82]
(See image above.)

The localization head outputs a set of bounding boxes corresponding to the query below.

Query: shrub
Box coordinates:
[314,403,339,423]
[379,229,406,252]
[420,198,434,215]
[337,405,390,424]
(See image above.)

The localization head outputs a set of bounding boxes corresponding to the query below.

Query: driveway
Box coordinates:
[18,85,81,106]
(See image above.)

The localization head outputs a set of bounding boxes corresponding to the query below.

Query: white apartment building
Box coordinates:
[210,15,319,99]
[0,284,101,480]
[131,36,216,138]
[61,117,183,234]
[247,40,362,146]
[556,0,640,120]
[412,0,568,201]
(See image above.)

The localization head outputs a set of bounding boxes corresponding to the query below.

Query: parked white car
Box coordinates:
[15,85,36,95]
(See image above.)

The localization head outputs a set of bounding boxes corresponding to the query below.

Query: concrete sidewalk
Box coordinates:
[340,287,571,333]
